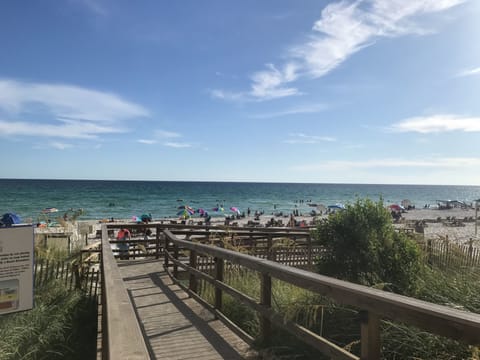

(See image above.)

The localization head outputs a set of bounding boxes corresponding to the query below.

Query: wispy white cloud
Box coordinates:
[250,103,327,119]
[49,142,73,150]
[164,142,192,148]
[0,118,125,139]
[0,79,148,122]
[0,79,148,141]
[213,0,464,101]
[456,67,480,77]
[144,129,192,148]
[285,133,336,144]
[138,139,157,145]
[154,130,181,138]
[390,114,480,133]
[292,157,480,172]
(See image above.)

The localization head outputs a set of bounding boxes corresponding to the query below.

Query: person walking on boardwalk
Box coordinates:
[117,228,131,259]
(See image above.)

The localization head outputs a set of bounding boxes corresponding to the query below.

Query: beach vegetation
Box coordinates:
[192,200,480,359]
[0,252,97,360]
[312,198,421,295]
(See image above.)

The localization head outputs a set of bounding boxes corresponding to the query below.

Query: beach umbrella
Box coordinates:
[212,206,224,212]
[328,203,345,210]
[388,204,402,212]
[0,213,21,227]
[178,205,195,214]
[196,208,207,216]
[230,207,241,215]
[141,213,152,222]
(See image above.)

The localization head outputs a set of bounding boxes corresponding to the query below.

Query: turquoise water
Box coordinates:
[1,179,479,221]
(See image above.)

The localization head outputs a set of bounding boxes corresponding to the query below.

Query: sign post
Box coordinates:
[0,225,34,315]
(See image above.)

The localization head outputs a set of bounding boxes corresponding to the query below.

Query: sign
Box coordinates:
[0,226,34,315]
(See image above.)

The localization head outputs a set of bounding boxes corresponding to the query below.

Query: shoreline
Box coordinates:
[33,207,479,251]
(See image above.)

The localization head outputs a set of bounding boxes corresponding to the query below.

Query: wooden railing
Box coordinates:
[162,229,480,360]
[104,223,315,267]
[100,225,149,360]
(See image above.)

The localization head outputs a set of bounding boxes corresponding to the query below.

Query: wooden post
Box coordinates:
[307,235,313,269]
[155,228,160,259]
[267,235,273,261]
[214,257,224,311]
[360,310,380,360]
[164,232,169,269]
[73,263,81,289]
[173,244,179,278]
[189,250,197,293]
[260,273,272,344]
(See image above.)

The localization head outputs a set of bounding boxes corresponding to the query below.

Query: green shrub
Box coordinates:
[313,198,421,295]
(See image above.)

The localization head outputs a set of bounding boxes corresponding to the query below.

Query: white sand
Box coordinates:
[69,207,478,249]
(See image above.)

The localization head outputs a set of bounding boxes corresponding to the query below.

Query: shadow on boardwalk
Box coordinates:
[118,259,254,360]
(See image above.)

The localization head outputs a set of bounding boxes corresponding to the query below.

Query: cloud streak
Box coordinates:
[456,67,480,77]
[213,0,464,101]
[250,103,327,119]
[292,157,480,172]
[390,114,480,133]
[138,129,192,148]
[285,133,336,144]
[0,79,148,140]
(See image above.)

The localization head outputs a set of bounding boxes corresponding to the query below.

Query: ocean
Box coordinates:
[1,179,479,222]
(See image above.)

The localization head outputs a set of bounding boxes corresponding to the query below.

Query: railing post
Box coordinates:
[189,249,197,293]
[155,227,160,259]
[260,273,272,344]
[307,235,313,269]
[267,235,273,261]
[164,232,169,269]
[173,244,179,278]
[214,257,224,310]
[360,310,380,360]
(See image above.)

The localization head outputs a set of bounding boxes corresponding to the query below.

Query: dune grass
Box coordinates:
[0,251,97,360]
[196,250,480,359]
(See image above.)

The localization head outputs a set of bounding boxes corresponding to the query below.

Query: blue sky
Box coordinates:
[1,0,479,185]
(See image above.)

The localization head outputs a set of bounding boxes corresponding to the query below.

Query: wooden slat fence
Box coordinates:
[420,239,480,269]
[34,258,100,298]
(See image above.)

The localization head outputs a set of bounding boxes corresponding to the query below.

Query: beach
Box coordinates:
[47,206,477,250]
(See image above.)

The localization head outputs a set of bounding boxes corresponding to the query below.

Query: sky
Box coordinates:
[0,0,479,185]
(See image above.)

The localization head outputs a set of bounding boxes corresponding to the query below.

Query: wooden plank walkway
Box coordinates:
[118,259,255,360]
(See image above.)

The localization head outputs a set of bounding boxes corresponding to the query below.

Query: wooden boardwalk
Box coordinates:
[118,259,254,360]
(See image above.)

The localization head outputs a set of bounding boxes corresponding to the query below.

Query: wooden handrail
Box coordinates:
[163,229,480,359]
[100,225,149,360]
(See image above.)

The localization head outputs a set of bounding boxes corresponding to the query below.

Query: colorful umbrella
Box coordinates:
[178,205,195,214]
[196,208,207,216]
[212,206,224,212]
[230,207,241,214]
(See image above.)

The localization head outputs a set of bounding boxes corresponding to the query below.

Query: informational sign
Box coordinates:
[0,226,34,315]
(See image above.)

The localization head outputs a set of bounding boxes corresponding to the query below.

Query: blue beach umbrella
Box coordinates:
[0,213,22,227]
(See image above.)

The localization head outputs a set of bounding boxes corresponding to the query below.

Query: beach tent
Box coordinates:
[0,213,21,227]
